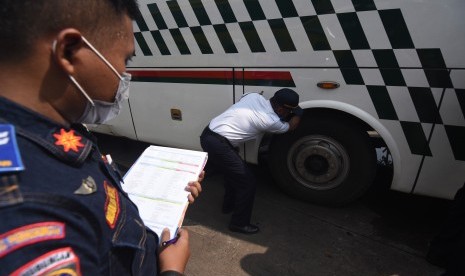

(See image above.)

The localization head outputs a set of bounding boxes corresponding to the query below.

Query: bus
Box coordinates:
[91,0,465,205]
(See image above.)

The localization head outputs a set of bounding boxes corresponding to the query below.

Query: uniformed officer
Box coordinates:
[200,89,303,234]
[0,1,202,275]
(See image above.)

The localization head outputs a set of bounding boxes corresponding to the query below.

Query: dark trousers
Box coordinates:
[200,127,256,226]
[428,182,465,275]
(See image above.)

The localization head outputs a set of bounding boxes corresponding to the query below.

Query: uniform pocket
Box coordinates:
[0,174,23,207]
[109,202,149,275]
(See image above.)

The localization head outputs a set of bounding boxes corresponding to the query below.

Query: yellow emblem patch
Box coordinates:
[104,181,120,229]
[47,268,79,276]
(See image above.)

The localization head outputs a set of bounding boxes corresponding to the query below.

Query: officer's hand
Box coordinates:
[293,106,303,117]
[158,228,190,274]
[186,171,204,204]
[288,115,301,131]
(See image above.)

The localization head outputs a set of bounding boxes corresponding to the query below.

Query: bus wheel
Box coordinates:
[269,115,377,206]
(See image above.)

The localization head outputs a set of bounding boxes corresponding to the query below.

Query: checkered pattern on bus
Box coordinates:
[132,0,465,161]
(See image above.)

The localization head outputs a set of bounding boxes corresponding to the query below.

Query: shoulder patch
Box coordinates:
[0,222,65,257]
[11,247,81,276]
[0,124,24,173]
[104,181,120,229]
[53,128,84,153]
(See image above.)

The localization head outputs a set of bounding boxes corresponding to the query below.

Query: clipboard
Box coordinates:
[122,145,207,240]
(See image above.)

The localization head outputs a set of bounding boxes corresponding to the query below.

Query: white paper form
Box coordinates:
[123,146,208,240]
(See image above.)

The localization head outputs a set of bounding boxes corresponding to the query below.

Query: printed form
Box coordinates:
[123,145,207,240]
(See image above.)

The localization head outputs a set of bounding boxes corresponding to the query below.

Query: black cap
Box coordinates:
[272,88,299,109]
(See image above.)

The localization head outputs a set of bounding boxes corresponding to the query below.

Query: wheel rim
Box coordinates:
[287,135,350,191]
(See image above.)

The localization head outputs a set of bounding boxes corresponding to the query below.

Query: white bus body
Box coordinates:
[92,0,465,205]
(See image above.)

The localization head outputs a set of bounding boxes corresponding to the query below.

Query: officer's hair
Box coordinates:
[0,0,139,62]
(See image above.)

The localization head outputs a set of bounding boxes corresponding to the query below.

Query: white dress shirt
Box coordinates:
[209,93,289,146]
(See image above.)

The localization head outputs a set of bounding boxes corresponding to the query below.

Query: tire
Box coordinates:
[269,114,377,206]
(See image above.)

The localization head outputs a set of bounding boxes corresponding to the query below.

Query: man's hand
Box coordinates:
[288,115,301,131]
[158,228,190,274]
[185,171,204,204]
[287,107,303,131]
[292,106,303,117]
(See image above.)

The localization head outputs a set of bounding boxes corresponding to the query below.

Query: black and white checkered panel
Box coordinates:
[133,0,338,56]
[132,0,465,161]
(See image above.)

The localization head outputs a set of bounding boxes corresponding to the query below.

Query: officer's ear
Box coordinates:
[52,29,86,75]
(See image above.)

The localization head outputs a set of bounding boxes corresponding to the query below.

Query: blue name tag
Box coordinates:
[0,124,24,173]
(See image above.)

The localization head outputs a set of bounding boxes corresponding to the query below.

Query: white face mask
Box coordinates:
[53,36,131,124]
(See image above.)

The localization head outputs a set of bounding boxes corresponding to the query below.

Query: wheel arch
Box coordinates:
[265,100,401,190]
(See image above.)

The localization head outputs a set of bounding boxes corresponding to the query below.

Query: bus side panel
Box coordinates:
[129,78,234,150]
[416,126,465,199]
[134,0,465,68]
[375,0,465,68]
[90,100,137,140]
[414,70,465,198]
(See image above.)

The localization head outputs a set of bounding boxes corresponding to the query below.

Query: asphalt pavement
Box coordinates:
[95,133,447,276]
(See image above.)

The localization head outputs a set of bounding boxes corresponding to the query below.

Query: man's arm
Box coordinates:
[288,116,301,131]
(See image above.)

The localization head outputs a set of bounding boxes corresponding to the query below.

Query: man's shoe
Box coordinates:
[228,224,259,234]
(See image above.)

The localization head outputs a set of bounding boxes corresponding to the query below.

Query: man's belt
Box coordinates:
[203,127,238,151]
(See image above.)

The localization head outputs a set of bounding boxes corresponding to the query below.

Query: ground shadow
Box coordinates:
[95,133,447,275]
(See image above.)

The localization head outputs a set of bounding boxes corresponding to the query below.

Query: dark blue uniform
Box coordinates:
[0,96,159,275]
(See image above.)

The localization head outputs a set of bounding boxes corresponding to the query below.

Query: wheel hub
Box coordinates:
[305,154,328,176]
[288,135,350,190]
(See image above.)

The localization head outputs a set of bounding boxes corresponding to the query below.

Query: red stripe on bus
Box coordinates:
[127,70,293,81]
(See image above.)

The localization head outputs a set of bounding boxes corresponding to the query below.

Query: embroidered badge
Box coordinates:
[0,222,65,258]
[0,124,24,173]
[11,247,81,276]
[53,129,84,153]
[74,176,97,195]
[104,181,120,229]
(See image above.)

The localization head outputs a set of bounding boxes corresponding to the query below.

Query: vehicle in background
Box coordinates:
[90,0,465,205]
